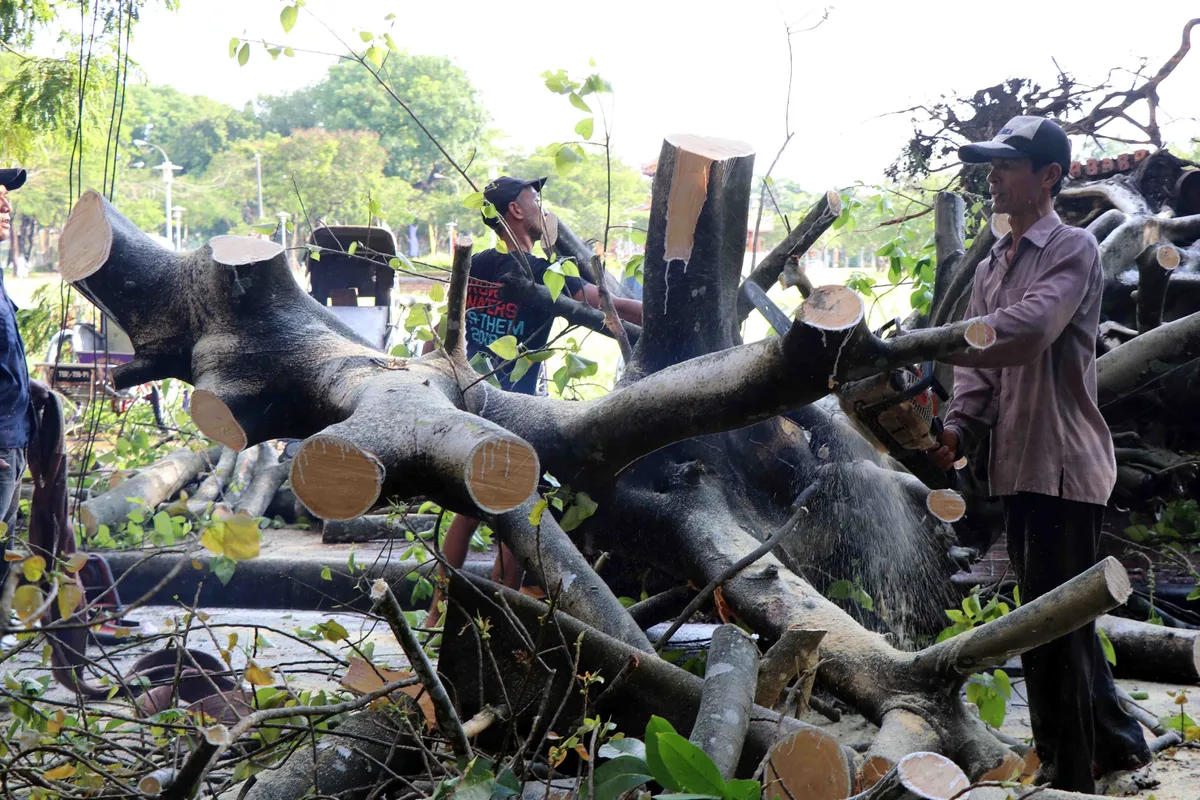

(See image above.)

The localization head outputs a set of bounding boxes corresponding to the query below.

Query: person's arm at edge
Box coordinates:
[945,230,1095,370]
[576,283,642,325]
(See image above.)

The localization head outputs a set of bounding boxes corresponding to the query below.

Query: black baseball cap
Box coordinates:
[959,116,1071,171]
[0,168,27,191]
[483,176,547,213]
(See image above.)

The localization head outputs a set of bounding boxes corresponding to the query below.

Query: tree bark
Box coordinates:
[232,444,289,519]
[930,224,996,329]
[490,495,651,652]
[184,446,237,513]
[930,192,966,323]
[1098,614,1200,683]
[219,444,261,509]
[79,447,209,535]
[321,513,437,544]
[1097,307,1200,402]
[689,624,759,780]
[1134,242,1181,332]
[631,134,756,374]
[754,626,825,710]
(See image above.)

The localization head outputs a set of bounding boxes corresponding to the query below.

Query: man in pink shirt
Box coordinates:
[929,117,1149,791]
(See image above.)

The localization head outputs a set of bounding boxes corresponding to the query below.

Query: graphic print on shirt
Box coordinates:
[465,278,525,348]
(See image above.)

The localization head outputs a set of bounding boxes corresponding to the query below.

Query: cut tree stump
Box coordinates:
[1134,242,1181,332]
[80,447,209,535]
[763,728,855,800]
[850,753,971,800]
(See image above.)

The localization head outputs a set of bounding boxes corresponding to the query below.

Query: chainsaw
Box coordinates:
[741,281,954,489]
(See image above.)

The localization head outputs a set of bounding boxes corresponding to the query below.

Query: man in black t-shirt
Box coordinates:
[463,176,641,393]
[425,175,642,624]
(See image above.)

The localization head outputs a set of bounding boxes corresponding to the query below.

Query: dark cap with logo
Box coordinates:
[0,168,27,191]
[483,176,547,213]
[959,116,1071,172]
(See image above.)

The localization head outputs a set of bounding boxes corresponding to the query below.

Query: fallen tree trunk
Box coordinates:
[80,447,210,534]
[321,513,438,544]
[1097,307,1200,402]
[232,444,289,518]
[184,446,237,513]
[689,624,758,780]
[1098,614,1200,683]
[220,444,261,508]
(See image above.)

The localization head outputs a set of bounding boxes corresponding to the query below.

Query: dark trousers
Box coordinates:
[1004,492,1149,792]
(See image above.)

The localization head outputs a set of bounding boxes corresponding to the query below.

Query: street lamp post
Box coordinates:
[133,138,182,244]
[276,212,291,249]
[172,206,186,250]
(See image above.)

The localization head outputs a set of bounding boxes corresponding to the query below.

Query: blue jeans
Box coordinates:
[0,446,24,559]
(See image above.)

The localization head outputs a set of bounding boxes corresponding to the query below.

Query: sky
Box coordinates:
[124,0,1199,190]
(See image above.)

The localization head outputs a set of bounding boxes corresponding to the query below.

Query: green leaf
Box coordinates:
[369,197,383,219]
[493,768,521,800]
[462,192,486,210]
[508,356,533,385]
[383,32,398,51]
[645,717,682,792]
[365,45,384,68]
[429,283,445,303]
[405,305,432,332]
[827,579,853,600]
[575,117,595,140]
[320,566,332,581]
[359,31,374,42]
[229,37,240,58]
[599,737,646,760]
[992,668,1012,699]
[657,732,726,797]
[237,43,250,66]
[347,241,359,256]
[631,229,647,245]
[280,4,298,32]
[487,335,519,361]
[284,46,294,57]
[723,780,762,800]
[1097,627,1117,666]
[555,145,582,177]
[560,261,580,278]
[454,758,496,800]
[569,92,591,112]
[560,492,598,532]
[543,269,566,299]
[1188,586,1200,601]
[267,47,282,60]
[527,499,549,527]
[153,511,173,539]
[586,757,653,800]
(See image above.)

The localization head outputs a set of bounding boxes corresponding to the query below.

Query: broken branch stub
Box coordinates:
[754,626,825,709]
[634,133,756,373]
